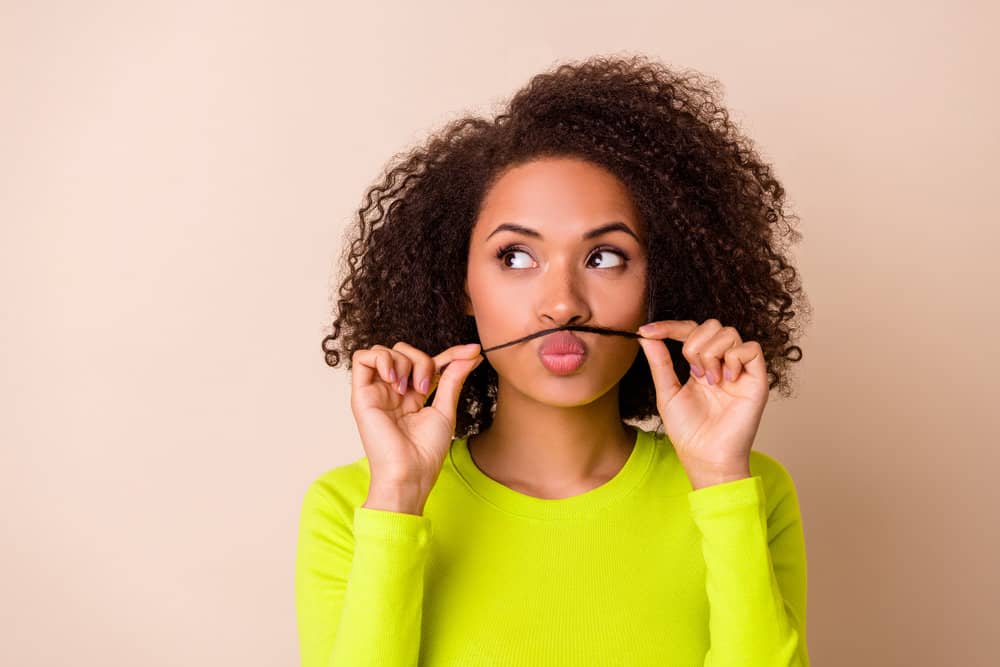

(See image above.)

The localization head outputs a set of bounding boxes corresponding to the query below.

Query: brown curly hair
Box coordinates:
[321,53,811,439]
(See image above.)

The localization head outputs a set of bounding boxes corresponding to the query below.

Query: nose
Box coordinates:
[538,256,591,327]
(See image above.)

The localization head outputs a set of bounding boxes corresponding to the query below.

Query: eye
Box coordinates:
[587,247,628,269]
[496,245,535,269]
[494,244,630,270]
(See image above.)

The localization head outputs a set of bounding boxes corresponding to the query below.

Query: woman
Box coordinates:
[297,54,812,666]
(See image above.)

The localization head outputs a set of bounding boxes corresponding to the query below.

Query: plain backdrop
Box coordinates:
[2,1,998,665]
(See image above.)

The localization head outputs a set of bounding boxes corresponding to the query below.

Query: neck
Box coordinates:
[467,380,635,498]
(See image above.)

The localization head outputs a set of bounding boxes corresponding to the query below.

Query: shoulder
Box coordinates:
[748,449,804,521]
[298,455,372,525]
[749,449,796,487]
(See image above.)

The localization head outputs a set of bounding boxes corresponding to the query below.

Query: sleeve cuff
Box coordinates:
[353,506,432,547]
[688,474,765,518]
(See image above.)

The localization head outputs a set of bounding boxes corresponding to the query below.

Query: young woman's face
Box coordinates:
[464,156,649,406]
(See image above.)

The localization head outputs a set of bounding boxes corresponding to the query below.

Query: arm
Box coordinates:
[295,479,432,667]
[687,460,809,666]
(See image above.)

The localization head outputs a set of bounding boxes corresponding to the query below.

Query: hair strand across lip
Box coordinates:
[477,324,641,357]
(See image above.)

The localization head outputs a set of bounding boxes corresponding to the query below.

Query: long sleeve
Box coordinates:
[687,467,809,666]
[295,479,432,667]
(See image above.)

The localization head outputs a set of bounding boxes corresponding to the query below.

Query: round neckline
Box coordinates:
[449,424,654,520]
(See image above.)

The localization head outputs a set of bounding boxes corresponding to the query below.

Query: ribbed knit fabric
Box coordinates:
[295,425,809,666]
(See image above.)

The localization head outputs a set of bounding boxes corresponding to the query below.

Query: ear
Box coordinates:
[464,280,474,317]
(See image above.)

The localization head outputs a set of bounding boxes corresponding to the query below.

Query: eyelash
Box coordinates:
[494,243,630,269]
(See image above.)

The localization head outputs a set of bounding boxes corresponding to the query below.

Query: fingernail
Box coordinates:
[419,378,429,393]
[724,368,733,382]
[691,365,704,378]
[389,368,397,382]
[638,324,654,334]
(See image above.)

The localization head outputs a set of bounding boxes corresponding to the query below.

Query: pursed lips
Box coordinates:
[538,331,587,356]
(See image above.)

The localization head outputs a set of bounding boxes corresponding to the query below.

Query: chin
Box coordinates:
[525,370,619,408]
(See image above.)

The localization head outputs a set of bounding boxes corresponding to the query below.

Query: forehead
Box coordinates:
[475,157,641,238]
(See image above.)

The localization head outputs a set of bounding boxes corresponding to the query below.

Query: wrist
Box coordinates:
[685,464,752,491]
[363,480,428,515]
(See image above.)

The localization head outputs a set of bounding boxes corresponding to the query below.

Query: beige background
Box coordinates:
[2,1,997,665]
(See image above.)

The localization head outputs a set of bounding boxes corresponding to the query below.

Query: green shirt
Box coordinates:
[295,425,809,665]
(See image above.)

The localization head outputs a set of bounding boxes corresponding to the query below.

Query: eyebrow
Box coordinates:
[484,221,641,244]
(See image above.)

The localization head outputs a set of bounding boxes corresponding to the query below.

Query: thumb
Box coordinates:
[429,355,483,419]
[638,337,682,407]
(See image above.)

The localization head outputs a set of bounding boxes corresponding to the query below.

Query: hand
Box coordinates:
[350,341,484,497]
[636,319,767,486]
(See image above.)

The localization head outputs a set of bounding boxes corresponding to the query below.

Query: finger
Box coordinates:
[367,346,397,384]
[390,350,414,395]
[679,319,722,383]
[431,343,482,377]
[636,319,699,341]
[636,319,712,382]
[725,341,766,383]
[430,354,484,418]
[723,346,742,383]
[386,343,413,396]
[351,348,395,387]
[699,325,743,385]
[372,345,412,395]
[392,341,436,395]
[426,343,482,397]
[350,349,402,410]
[637,337,682,406]
[716,328,746,383]
[350,349,378,390]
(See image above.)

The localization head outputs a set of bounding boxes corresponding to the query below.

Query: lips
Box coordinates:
[538,331,587,355]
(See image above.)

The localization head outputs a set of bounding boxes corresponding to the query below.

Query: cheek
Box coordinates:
[597,282,647,326]
[466,290,522,347]
[468,271,523,319]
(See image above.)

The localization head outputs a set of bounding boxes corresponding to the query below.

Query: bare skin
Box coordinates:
[463,156,650,499]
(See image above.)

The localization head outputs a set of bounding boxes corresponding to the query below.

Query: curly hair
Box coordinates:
[321,53,811,439]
